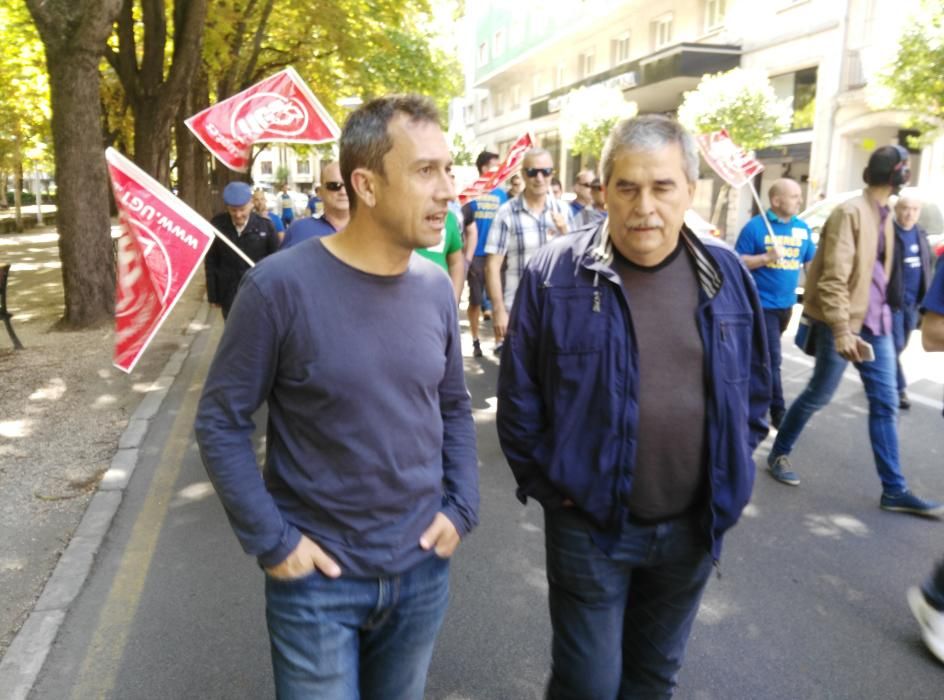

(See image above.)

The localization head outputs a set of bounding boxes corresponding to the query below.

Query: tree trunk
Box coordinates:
[176,66,212,219]
[47,56,116,327]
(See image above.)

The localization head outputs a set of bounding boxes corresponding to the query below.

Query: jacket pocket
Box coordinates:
[543,288,608,354]
[714,312,751,383]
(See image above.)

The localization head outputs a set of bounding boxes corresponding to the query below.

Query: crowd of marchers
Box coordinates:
[194,95,944,699]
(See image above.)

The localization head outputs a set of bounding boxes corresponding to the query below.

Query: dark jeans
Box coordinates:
[544,508,713,700]
[892,305,919,393]
[265,554,449,700]
[762,307,793,415]
[771,322,907,495]
[924,559,944,612]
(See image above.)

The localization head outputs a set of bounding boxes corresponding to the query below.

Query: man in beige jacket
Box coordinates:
[766,145,942,517]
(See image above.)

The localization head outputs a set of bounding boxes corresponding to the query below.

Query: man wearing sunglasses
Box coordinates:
[485,148,574,349]
[280,161,350,249]
[570,168,596,216]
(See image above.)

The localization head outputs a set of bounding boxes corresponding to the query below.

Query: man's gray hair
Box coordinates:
[600,115,699,185]
[522,147,552,167]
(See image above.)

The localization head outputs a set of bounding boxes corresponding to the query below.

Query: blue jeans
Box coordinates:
[265,554,449,700]
[544,508,713,700]
[763,307,793,415]
[892,305,919,393]
[771,322,907,495]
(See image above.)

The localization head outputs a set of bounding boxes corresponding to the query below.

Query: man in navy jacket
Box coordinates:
[496,115,769,699]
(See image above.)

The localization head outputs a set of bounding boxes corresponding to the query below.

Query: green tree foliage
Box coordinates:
[678,68,791,152]
[560,85,638,164]
[0,4,51,224]
[882,4,944,144]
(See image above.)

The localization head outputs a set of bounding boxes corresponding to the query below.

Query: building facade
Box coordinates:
[456,0,942,235]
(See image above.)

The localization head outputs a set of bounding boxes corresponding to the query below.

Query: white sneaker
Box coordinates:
[907,586,944,664]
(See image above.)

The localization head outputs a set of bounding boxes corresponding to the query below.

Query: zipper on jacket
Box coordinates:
[713,559,722,580]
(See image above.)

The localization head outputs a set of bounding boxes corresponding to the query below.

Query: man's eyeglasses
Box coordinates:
[525,167,554,178]
[590,184,604,192]
[323,181,345,192]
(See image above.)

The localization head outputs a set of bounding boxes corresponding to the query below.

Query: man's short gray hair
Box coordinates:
[522,147,552,168]
[600,115,699,185]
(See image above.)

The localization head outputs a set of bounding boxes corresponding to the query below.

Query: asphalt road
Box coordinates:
[27,311,944,699]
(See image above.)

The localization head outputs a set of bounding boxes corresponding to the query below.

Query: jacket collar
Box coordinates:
[579,219,724,298]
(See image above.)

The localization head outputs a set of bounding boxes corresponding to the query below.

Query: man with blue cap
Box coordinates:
[205,181,279,319]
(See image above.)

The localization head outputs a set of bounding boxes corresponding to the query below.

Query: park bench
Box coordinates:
[0,264,24,349]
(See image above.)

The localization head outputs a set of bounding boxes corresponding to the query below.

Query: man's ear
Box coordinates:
[350,168,376,208]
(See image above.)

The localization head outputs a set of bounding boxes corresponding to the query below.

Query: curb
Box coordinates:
[0,300,212,700]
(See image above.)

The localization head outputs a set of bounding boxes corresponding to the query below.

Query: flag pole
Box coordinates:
[747,180,784,257]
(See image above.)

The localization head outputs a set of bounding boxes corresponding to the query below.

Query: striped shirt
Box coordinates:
[485,194,574,309]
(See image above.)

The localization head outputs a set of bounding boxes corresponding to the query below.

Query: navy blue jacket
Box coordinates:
[497,224,770,559]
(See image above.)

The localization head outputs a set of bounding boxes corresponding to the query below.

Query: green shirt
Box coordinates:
[416,211,462,271]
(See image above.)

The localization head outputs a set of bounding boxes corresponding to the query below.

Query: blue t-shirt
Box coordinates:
[267,212,285,233]
[735,210,816,309]
[896,224,923,306]
[467,188,508,257]
[922,258,944,316]
[569,200,585,217]
[280,215,337,249]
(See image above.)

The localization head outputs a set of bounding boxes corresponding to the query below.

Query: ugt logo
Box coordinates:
[230,91,309,144]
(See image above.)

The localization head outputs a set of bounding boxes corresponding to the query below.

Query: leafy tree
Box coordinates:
[560,85,638,166]
[678,68,791,153]
[105,0,209,183]
[678,68,791,230]
[26,0,123,329]
[450,131,475,166]
[882,4,944,144]
[0,4,52,230]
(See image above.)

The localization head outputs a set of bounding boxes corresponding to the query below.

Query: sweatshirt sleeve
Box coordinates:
[437,296,480,536]
[194,276,301,568]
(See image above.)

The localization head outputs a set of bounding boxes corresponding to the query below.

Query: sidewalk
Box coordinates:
[0,223,209,665]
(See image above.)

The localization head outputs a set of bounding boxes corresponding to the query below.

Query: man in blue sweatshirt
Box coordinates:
[195,94,479,699]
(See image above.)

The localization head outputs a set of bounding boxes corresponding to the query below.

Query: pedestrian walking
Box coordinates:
[280,161,350,249]
[496,114,770,698]
[735,177,816,428]
[906,256,944,663]
[766,145,942,516]
[888,191,933,409]
[195,94,479,699]
[205,181,278,319]
[485,148,573,353]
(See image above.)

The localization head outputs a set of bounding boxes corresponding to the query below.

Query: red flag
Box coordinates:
[185,67,341,172]
[106,148,217,373]
[694,129,764,188]
[458,133,534,204]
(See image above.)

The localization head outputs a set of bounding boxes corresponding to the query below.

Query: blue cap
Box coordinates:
[223,181,252,206]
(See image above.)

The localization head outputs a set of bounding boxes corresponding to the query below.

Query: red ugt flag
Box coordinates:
[694,129,764,188]
[458,132,534,205]
[185,67,341,172]
[106,148,217,373]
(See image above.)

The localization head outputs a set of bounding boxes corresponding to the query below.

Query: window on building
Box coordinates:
[260,161,273,175]
[297,159,310,175]
[511,83,521,110]
[611,33,631,65]
[770,66,818,130]
[652,13,673,50]
[554,63,566,89]
[478,42,488,67]
[479,96,489,122]
[579,50,595,79]
[493,29,505,58]
[704,0,726,32]
[495,90,505,116]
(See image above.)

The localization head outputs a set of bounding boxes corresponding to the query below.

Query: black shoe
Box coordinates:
[493,341,503,356]
[899,391,911,410]
[472,339,483,358]
[770,409,785,430]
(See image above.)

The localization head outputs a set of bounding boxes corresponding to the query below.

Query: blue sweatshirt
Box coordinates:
[195,238,479,577]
